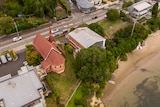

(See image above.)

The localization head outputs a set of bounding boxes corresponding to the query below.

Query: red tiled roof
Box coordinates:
[33,34,65,68]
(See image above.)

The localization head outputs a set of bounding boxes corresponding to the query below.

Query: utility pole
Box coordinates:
[13,19,20,37]
[81,14,85,24]
[131,18,137,38]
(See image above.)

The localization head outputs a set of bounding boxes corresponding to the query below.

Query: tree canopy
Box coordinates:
[152,2,158,18]
[74,46,110,88]
[25,44,41,66]
[106,9,120,21]
[88,23,105,37]
[0,16,14,34]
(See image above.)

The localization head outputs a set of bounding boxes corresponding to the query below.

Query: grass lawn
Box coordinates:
[67,84,83,107]
[99,19,130,38]
[45,53,79,106]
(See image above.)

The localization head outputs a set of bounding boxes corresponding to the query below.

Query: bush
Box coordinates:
[120,53,128,61]
[107,9,120,21]
[59,0,71,15]
[10,50,17,60]
[65,44,73,54]
[74,98,86,106]
[122,1,134,9]
[88,23,105,37]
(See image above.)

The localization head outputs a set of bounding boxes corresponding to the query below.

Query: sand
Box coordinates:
[102,30,160,107]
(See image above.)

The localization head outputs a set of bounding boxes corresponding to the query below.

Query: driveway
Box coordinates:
[0,51,26,77]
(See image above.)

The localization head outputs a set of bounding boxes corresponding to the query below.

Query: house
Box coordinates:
[127,0,152,19]
[33,34,65,74]
[0,70,44,107]
[76,0,96,13]
[68,27,106,52]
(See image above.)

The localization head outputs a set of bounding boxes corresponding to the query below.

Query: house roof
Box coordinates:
[33,35,65,68]
[133,2,151,11]
[68,27,106,48]
[76,0,94,9]
[0,71,43,107]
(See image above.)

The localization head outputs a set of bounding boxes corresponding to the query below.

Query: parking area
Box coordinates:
[0,51,25,77]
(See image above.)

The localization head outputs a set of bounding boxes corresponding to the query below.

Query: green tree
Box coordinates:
[0,16,14,34]
[25,44,41,66]
[75,46,110,88]
[10,50,18,61]
[4,2,23,17]
[120,10,130,22]
[88,23,105,37]
[122,1,133,9]
[65,44,73,54]
[152,2,158,18]
[26,51,41,66]
[107,9,120,21]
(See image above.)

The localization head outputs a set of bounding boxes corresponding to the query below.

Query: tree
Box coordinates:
[120,10,131,22]
[122,1,133,9]
[152,2,158,18]
[0,16,14,34]
[25,44,41,66]
[88,23,105,37]
[74,46,110,88]
[107,9,120,21]
[65,44,73,54]
[26,51,41,66]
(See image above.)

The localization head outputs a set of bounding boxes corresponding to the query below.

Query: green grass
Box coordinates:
[45,53,79,106]
[99,19,130,38]
[67,84,83,107]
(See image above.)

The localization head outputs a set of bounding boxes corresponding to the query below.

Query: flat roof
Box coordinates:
[76,0,94,9]
[0,71,43,107]
[69,27,105,48]
[133,2,151,11]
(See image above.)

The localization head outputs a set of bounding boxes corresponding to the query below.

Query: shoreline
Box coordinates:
[102,30,160,107]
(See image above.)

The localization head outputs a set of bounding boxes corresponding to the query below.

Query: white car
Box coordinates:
[6,53,12,61]
[13,36,22,42]
[0,55,7,64]
[51,28,59,34]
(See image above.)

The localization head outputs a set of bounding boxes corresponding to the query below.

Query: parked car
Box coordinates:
[0,55,7,64]
[53,31,63,37]
[13,36,22,42]
[6,53,12,61]
[62,29,69,34]
[51,28,59,34]
[92,16,98,19]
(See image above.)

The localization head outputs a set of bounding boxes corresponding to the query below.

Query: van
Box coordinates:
[0,55,7,64]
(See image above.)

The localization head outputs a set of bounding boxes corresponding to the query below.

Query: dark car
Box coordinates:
[92,16,98,19]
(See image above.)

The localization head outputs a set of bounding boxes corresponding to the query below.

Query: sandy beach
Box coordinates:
[102,30,160,107]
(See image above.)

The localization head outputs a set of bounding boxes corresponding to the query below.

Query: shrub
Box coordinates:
[59,0,71,15]
[74,98,86,106]
[65,44,73,54]
[10,50,17,60]
[120,53,128,61]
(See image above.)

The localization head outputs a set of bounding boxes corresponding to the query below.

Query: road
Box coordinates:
[0,9,107,53]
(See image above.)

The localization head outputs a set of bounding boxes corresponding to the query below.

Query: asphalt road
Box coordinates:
[0,51,25,77]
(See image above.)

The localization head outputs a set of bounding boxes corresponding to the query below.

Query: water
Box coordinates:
[119,76,160,107]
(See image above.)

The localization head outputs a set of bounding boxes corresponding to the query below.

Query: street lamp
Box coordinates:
[13,19,20,37]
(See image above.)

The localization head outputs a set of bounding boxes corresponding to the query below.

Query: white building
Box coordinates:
[127,0,152,19]
[68,27,106,52]
[0,70,45,107]
[76,0,96,13]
